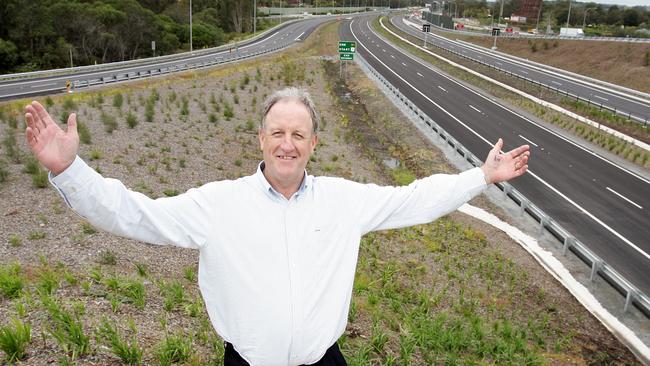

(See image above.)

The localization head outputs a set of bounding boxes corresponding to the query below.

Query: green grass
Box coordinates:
[0,263,24,299]
[156,333,193,366]
[126,112,138,128]
[0,319,32,363]
[158,280,186,312]
[97,318,143,365]
[101,112,118,134]
[42,296,90,360]
[77,120,92,144]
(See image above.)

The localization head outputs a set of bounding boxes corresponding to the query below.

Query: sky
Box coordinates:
[574,0,650,6]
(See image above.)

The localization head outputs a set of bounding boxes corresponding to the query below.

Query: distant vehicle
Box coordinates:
[560,27,584,37]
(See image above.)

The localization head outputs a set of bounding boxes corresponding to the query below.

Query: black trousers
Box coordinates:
[224,342,347,366]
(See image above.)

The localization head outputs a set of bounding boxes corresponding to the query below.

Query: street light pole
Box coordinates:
[189,0,193,53]
[535,0,542,33]
[566,0,572,28]
[582,7,592,29]
[254,0,257,34]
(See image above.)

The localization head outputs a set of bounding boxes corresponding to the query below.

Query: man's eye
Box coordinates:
[272,132,283,137]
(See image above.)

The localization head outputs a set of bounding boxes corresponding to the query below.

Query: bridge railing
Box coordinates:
[354,51,650,318]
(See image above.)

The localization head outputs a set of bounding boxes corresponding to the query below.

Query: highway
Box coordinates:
[0,17,330,100]
[2,12,648,299]
[390,15,650,125]
[340,15,650,297]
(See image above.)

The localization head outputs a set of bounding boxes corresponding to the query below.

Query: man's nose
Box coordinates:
[280,134,295,150]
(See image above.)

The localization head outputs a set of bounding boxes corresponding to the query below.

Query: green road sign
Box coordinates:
[338,41,356,53]
[339,53,354,61]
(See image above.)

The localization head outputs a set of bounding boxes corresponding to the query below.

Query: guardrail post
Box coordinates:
[502,183,510,199]
[624,289,635,313]
[589,260,601,282]
[520,199,528,215]
[562,236,574,256]
[539,215,549,234]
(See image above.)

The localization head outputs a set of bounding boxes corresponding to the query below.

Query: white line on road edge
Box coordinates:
[594,95,609,101]
[469,105,482,114]
[552,80,562,85]
[402,62,407,66]
[518,134,539,147]
[520,70,529,74]
[390,55,395,58]
[438,86,447,92]
[417,72,423,77]
[294,32,305,41]
[606,187,643,209]
[31,83,57,88]
[458,204,650,365]
[398,19,650,149]
[358,19,650,261]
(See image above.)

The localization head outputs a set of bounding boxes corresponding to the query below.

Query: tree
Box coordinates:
[622,8,640,27]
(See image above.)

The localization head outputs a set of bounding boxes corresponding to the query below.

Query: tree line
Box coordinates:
[0,0,259,74]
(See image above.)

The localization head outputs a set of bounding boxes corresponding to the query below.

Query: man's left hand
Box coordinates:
[481,138,530,184]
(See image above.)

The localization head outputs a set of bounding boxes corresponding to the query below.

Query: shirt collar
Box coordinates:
[255,161,311,200]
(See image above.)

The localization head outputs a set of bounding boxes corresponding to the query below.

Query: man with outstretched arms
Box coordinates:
[24,87,529,366]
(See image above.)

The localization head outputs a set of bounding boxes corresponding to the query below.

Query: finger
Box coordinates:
[31,101,53,128]
[507,144,530,158]
[24,112,39,134]
[67,113,78,137]
[25,127,37,147]
[493,138,504,153]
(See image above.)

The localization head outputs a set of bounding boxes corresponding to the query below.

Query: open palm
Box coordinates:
[481,138,530,184]
[25,101,79,175]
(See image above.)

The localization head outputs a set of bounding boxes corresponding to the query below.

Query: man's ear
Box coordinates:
[310,133,318,152]
[258,128,265,150]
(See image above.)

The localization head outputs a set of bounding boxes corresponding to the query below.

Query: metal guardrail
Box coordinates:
[422,11,650,43]
[69,43,293,91]
[396,20,650,125]
[354,51,650,318]
[0,19,302,83]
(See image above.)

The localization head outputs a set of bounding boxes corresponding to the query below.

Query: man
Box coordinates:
[24,87,529,366]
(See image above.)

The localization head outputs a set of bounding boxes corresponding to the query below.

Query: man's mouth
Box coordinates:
[276,155,297,160]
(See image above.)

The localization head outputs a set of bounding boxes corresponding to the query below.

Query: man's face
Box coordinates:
[259,98,317,191]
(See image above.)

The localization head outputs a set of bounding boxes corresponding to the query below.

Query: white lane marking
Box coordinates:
[520,70,529,74]
[32,83,56,88]
[518,134,538,147]
[357,19,650,261]
[402,62,407,66]
[594,95,609,101]
[606,187,643,209]
[469,105,482,114]
[552,80,562,86]
[391,55,395,58]
[417,72,423,77]
[382,49,386,52]
[295,32,305,41]
[438,85,447,92]
[495,61,502,65]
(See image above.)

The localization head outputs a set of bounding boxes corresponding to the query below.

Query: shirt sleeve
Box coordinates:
[357,167,487,235]
[49,156,213,249]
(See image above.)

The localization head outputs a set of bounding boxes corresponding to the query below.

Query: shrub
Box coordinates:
[145,103,155,122]
[3,132,22,163]
[77,121,92,144]
[126,113,138,128]
[0,319,31,363]
[97,250,117,265]
[62,98,77,111]
[45,96,54,107]
[8,234,21,247]
[0,263,24,299]
[31,169,48,188]
[223,103,234,120]
[113,93,124,108]
[101,113,118,134]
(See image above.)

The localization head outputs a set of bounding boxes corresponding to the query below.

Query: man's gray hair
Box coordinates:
[261,87,319,134]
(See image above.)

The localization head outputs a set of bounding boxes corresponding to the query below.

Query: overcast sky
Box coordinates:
[569,0,649,6]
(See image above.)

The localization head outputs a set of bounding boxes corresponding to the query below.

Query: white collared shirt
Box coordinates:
[50,157,486,366]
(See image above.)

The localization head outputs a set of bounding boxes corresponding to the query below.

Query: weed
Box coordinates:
[159,280,186,312]
[45,96,54,107]
[0,319,31,363]
[89,149,102,160]
[156,333,193,366]
[36,265,60,295]
[145,102,155,122]
[42,296,90,359]
[60,110,70,124]
[101,112,118,134]
[97,318,142,365]
[126,112,138,128]
[183,266,197,282]
[390,167,416,185]
[8,234,22,247]
[234,159,243,167]
[77,120,92,144]
[104,275,146,309]
[28,230,46,240]
[134,263,148,277]
[223,102,234,120]
[81,221,96,235]
[62,98,77,111]
[3,132,22,164]
[0,263,24,299]
[181,97,189,116]
[113,93,124,108]
[163,189,179,197]
[97,250,117,265]
[0,160,8,183]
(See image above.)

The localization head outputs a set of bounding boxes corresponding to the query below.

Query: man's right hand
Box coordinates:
[24,101,79,175]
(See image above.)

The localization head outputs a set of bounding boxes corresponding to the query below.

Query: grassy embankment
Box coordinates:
[379,17,650,169]
[0,20,640,365]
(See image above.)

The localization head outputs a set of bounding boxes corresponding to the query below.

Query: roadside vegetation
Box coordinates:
[378,17,650,169]
[0,20,640,364]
